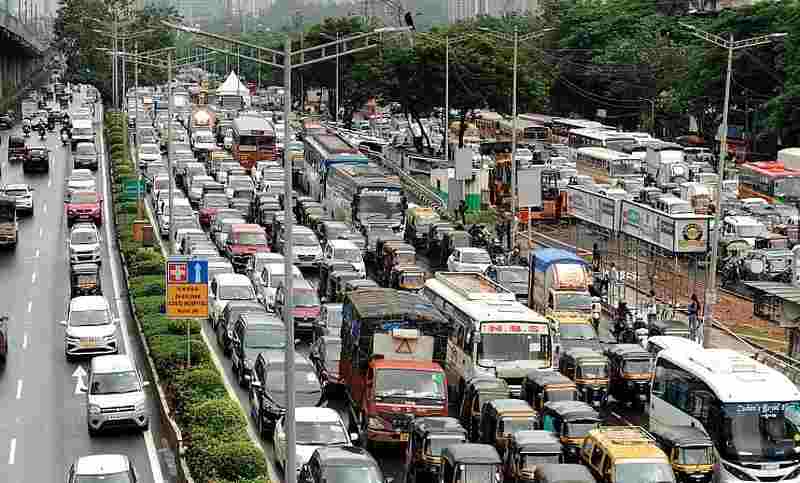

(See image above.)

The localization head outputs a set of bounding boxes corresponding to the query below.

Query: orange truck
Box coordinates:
[340,288,450,445]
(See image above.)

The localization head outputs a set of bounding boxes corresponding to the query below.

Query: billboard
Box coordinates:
[566,186,621,233]
[455,147,472,181]
[518,165,544,209]
[619,200,710,254]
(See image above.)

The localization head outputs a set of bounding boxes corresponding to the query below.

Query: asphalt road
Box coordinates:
[0,95,164,482]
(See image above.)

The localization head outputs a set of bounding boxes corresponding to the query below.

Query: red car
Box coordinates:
[65,190,102,226]
[198,193,229,228]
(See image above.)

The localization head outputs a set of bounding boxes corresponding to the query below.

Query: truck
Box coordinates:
[0,195,18,248]
[21,100,37,120]
[528,249,598,351]
[645,141,689,189]
[340,288,450,445]
[190,107,216,135]
[679,182,712,214]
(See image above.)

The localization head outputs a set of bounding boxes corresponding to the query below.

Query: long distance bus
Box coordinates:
[303,132,368,201]
[325,163,405,230]
[422,272,553,398]
[232,115,276,170]
[651,347,800,483]
[575,147,643,185]
[738,161,800,204]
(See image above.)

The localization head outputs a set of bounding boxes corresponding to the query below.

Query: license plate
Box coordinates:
[80,340,96,348]
[399,433,409,442]
[106,412,131,421]
[764,464,779,471]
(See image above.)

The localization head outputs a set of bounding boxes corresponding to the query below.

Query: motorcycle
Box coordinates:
[23,126,30,138]
[38,129,46,141]
[61,132,69,146]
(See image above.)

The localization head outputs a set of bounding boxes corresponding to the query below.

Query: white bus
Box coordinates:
[568,128,636,161]
[651,347,800,483]
[575,147,643,185]
[422,272,553,398]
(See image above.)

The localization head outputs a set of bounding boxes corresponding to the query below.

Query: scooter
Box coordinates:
[22,126,30,138]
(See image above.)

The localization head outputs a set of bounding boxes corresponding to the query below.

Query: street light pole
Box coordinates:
[445,39,449,163]
[122,37,126,110]
[680,22,787,347]
[335,31,340,123]
[167,50,175,250]
[511,25,519,248]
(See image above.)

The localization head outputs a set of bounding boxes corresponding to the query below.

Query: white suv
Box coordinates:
[83,354,149,435]
[61,295,118,359]
[69,223,102,265]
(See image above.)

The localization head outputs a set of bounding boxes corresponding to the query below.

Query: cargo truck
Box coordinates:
[646,141,689,190]
[340,289,450,445]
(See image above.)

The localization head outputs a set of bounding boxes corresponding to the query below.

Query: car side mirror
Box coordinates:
[59,320,66,326]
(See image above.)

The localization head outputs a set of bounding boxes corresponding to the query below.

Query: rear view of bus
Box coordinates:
[651,347,800,482]
[232,114,276,171]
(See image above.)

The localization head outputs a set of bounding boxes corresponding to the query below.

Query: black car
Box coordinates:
[23,147,49,173]
[0,114,13,129]
[299,447,385,483]
[309,336,343,392]
[250,353,322,436]
[215,300,266,356]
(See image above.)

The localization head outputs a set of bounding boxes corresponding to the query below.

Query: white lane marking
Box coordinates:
[47,177,52,187]
[73,365,87,395]
[16,379,22,399]
[99,111,165,483]
[22,332,27,350]
[34,249,39,258]
[8,438,16,465]
[31,272,36,284]
[38,227,43,238]
[42,203,47,214]
[26,301,31,313]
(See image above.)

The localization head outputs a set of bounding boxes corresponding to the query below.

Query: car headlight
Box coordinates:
[88,404,101,415]
[135,399,147,411]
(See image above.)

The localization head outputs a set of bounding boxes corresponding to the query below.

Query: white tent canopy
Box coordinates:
[216,71,249,96]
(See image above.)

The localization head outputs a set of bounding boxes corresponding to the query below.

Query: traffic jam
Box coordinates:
[121,79,800,483]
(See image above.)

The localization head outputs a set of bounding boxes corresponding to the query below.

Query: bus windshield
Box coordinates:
[478,331,546,363]
[358,192,403,220]
[555,293,592,311]
[719,402,800,463]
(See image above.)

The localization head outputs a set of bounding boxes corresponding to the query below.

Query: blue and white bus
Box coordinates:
[302,132,368,201]
[651,347,800,483]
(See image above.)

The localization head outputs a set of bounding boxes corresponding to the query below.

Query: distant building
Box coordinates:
[448,0,541,23]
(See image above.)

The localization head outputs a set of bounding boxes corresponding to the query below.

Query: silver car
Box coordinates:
[73,141,99,170]
[61,295,118,359]
[67,454,139,483]
[83,354,149,435]
[69,223,101,265]
[2,183,34,215]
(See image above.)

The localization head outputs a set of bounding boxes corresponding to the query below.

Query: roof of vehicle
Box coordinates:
[586,427,666,461]
[314,446,379,467]
[225,300,266,314]
[323,303,343,311]
[70,295,109,311]
[4,183,30,191]
[486,398,535,413]
[654,425,712,447]
[511,430,562,453]
[562,347,607,362]
[295,406,343,423]
[533,464,594,482]
[213,273,252,286]
[231,223,266,233]
[91,354,137,374]
[441,443,501,464]
[542,401,600,421]
[525,369,575,386]
[345,288,446,323]
[327,239,358,250]
[604,344,651,359]
[456,246,488,254]
[647,335,699,352]
[371,358,444,371]
[70,223,98,234]
[411,416,466,435]
[530,248,589,272]
[466,376,510,393]
[74,454,130,475]
[265,263,302,277]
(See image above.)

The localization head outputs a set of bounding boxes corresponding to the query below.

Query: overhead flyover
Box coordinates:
[0,11,47,101]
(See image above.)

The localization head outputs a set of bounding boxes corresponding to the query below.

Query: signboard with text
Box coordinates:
[165,256,209,319]
[619,200,710,254]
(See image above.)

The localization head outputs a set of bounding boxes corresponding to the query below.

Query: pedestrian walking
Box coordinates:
[688,293,700,339]
[458,199,467,226]
[647,289,658,326]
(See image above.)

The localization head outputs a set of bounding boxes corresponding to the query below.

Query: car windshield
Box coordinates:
[295,420,348,445]
[555,293,592,311]
[462,251,491,263]
[457,464,497,483]
[577,363,608,378]
[559,324,596,340]
[293,233,318,246]
[520,453,560,470]
[294,290,319,307]
[679,447,713,465]
[324,465,383,483]
[71,230,98,244]
[218,285,255,300]
[623,359,651,374]
[70,192,97,204]
[335,248,361,262]
[244,327,287,349]
[70,309,109,326]
[203,196,228,208]
[374,369,445,401]
[266,369,320,392]
[545,387,577,402]
[614,462,675,483]
[76,471,132,483]
[565,422,599,438]
[234,232,267,245]
[718,402,800,463]
[427,435,466,456]
[358,193,403,220]
[77,145,96,155]
[497,268,528,283]
[479,331,547,363]
[4,188,28,197]
[90,371,140,395]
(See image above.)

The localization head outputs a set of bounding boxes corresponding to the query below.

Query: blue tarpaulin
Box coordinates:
[529,248,588,273]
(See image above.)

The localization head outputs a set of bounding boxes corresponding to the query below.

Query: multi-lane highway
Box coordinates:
[0,95,164,482]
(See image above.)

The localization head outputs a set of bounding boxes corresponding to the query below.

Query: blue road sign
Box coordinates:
[187,259,209,284]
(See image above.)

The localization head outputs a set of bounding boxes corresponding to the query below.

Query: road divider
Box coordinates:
[104,111,269,483]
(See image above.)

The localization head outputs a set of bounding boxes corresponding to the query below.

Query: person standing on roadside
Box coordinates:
[688,293,700,340]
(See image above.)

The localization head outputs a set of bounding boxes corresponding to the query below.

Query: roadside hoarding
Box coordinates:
[165,256,209,318]
[566,185,620,233]
[619,200,710,254]
[518,165,544,210]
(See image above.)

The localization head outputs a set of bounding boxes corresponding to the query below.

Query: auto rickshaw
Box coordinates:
[70,262,102,297]
[326,269,363,302]
[389,266,426,291]
[531,464,595,483]
[539,401,601,462]
[503,430,563,483]
[380,242,416,285]
[648,319,691,339]
[459,376,511,442]
[426,222,454,260]
[318,261,357,299]
[520,370,578,412]
[558,348,609,408]
[437,230,471,268]
[405,206,440,249]
[653,426,714,483]
[405,417,467,483]
[479,399,537,458]
[337,278,379,302]
[440,444,503,483]
[604,344,652,408]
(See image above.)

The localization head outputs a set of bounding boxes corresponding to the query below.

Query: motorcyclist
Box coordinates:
[510,245,522,266]
[22,118,31,133]
[38,124,46,140]
[614,301,631,339]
